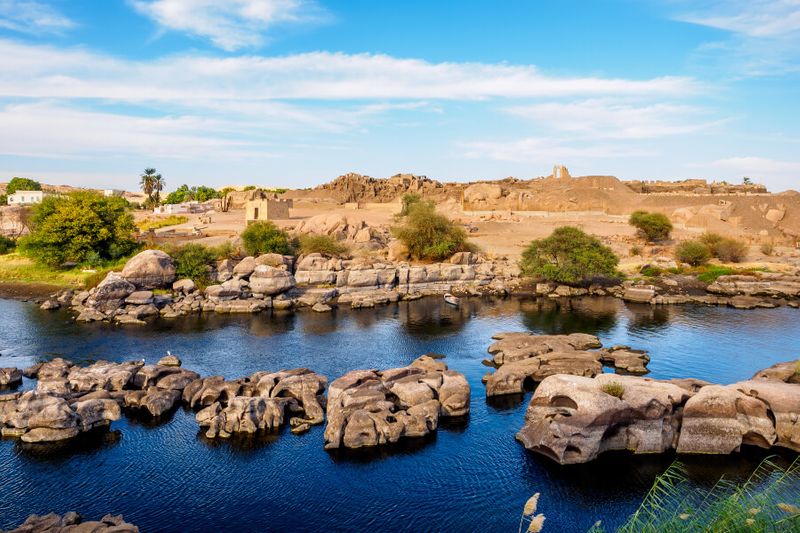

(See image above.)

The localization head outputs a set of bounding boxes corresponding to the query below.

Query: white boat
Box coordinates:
[444,293,461,306]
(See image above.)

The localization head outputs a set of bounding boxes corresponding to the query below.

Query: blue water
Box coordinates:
[0,297,798,532]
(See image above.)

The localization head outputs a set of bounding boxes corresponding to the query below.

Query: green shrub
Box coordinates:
[699,231,724,255]
[164,184,220,204]
[629,211,673,241]
[137,215,189,232]
[696,265,734,284]
[171,244,216,286]
[18,192,137,267]
[6,177,42,195]
[0,235,16,254]
[601,381,624,398]
[298,234,349,257]
[715,238,748,263]
[241,221,294,256]
[675,240,711,266]
[640,266,662,277]
[629,245,642,257]
[520,226,619,285]
[391,201,467,261]
[399,193,423,216]
[0,194,6,206]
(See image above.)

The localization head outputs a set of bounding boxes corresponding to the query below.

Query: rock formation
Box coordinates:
[323,355,469,450]
[5,512,138,532]
[193,369,327,438]
[516,360,800,464]
[119,249,176,289]
[0,367,22,388]
[483,333,650,396]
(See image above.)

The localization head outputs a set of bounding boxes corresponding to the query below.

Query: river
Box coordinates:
[1,296,798,532]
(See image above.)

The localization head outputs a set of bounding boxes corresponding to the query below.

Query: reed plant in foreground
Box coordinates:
[588,456,800,532]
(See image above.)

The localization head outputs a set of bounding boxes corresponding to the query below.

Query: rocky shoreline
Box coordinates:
[3,512,138,532]
[22,249,800,325]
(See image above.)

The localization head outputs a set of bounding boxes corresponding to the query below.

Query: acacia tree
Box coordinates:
[520,226,619,285]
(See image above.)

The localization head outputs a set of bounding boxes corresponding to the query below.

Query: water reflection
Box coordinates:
[519,297,619,335]
[625,303,672,333]
[15,429,122,462]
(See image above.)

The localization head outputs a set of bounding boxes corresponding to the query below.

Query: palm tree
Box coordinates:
[152,173,165,204]
[139,167,164,205]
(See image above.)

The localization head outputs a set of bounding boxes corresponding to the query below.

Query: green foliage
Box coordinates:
[6,177,42,195]
[0,235,16,255]
[629,245,642,257]
[391,201,467,261]
[164,184,221,204]
[640,266,662,278]
[519,226,620,285]
[591,456,800,532]
[629,211,673,242]
[139,168,165,205]
[137,215,189,232]
[171,244,216,286]
[18,192,137,267]
[400,193,423,216]
[601,381,624,399]
[298,234,349,257]
[241,221,294,256]
[243,185,257,191]
[696,265,734,284]
[675,240,711,266]
[0,194,7,206]
[699,231,724,254]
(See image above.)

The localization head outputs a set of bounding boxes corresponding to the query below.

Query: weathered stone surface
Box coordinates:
[249,265,296,296]
[598,346,651,374]
[487,332,601,365]
[323,356,469,449]
[0,367,22,387]
[158,354,182,367]
[92,273,136,302]
[623,287,656,303]
[120,249,176,289]
[67,360,144,393]
[124,388,181,417]
[172,278,196,294]
[752,360,800,384]
[125,290,154,305]
[516,374,691,464]
[6,512,139,532]
[486,351,602,396]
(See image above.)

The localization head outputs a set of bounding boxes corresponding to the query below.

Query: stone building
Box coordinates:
[245,198,293,223]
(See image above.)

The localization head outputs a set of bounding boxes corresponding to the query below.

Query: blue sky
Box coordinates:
[0,0,799,191]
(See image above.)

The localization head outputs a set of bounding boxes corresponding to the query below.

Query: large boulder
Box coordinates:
[487,332,601,365]
[120,249,176,289]
[486,351,602,396]
[249,265,296,296]
[0,367,22,388]
[92,272,136,302]
[323,356,469,449]
[6,512,139,532]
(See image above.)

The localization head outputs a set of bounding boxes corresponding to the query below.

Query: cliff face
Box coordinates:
[284,173,465,203]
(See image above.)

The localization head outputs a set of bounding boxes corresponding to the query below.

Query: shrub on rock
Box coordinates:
[241,221,294,256]
[171,244,216,287]
[629,211,673,242]
[519,226,619,285]
[298,234,349,257]
[675,240,711,266]
[391,201,467,261]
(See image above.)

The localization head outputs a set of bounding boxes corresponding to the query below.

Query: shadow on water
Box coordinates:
[123,407,180,428]
[624,302,672,333]
[486,392,530,412]
[196,428,283,454]
[326,431,438,464]
[400,298,482,336]
[14,429,122,462]
[520,297,620,335]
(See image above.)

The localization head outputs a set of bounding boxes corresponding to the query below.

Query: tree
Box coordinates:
[520,226,619,284]
[743,176,752,185]
[241,221,294,256]
[675,240,711,266]
[139,168,165,205]
[629,211,673,242]
[391,200,468,260]
[6,177,42,195]
[164,184,221,204]
[19,192,137,266]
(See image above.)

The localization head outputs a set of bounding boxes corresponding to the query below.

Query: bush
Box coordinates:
[0,235,16,255]
[18,192,137,267]
[629,211,673,241]
[640,266,662,277]
[391,201,467,261]
[520,226,619,285]
[241,221,294,256]
[675,240,711,266]
[6,177,42,195]
[696,265,734,284]
[164,184,221,204]
[629,245,642,257]
[298,234,349,257]
[715,238,748,263]
[399,193,423,216]
[699,231,724,255]
[760,242,775,256]
[601,381,624,398]
[171,244,216,286]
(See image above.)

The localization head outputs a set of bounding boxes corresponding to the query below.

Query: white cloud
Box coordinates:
[0,0,74,34]
[504,100,723,139]
[679,0,800,38]
[130,0,325,51]
[460,137,653,164]
[0,39,700,102]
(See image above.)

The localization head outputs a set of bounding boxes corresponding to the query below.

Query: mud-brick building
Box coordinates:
[245,197,293,223]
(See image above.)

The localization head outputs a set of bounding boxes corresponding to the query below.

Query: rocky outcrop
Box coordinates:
[483,333,650,396]
[0,367,22,388]
[323,356,469,450]
[516,360,800,464]
[5,512,138,532]
[707,273,800,299]
[194,368,327,438]
[119,249,176,289]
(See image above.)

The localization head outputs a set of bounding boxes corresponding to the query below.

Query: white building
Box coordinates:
[7,190,44,206]
[103,189,124,197]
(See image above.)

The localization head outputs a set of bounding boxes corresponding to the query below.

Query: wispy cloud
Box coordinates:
[672,0,800,75]
[0,0,74,34]
[504,100,724,140]
[130,0,327,51]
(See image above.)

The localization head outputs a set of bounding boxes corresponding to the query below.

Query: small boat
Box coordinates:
[444,293,461,306]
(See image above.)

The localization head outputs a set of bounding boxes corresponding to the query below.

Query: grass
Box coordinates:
[601,381,625,399]
[589,456,800,532]
[0,253,128,289]
[298,234,349,257]
[137,215,189,232]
